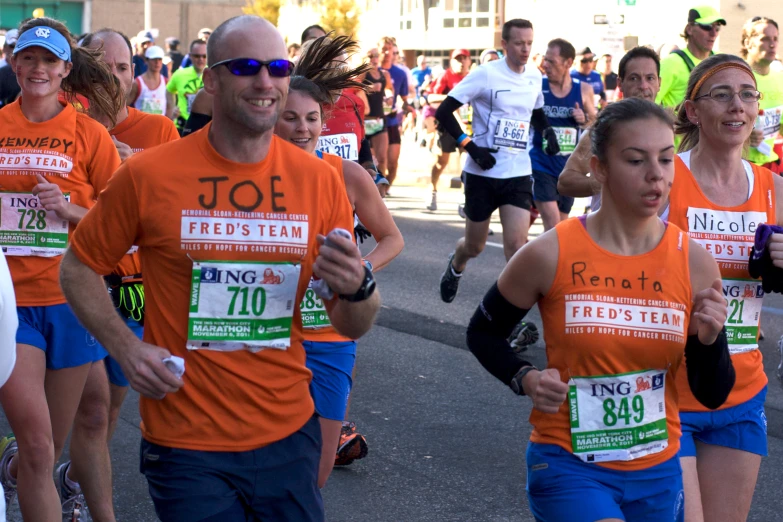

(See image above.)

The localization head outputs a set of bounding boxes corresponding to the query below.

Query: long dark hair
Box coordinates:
[18,18,124,126]
[290,34,372,117]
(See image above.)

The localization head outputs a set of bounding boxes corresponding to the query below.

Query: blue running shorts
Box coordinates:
[679,386,768,457]
[140,415,323,522]
[526,442,684,522]
[104,315,143,387]
[303,340,357,421]
[17,304,107,370]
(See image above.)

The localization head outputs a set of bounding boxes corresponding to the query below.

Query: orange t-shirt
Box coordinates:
[667,155,776,411]
[302,151,354,343]
[109,107,180,278]
[69,127,354,451]
[532,217,692,471]
[0,99,120,306]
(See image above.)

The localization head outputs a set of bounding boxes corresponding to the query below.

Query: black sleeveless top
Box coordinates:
[365,68,386,119]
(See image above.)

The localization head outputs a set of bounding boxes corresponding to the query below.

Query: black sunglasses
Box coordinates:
[211,58,295,78]
[695,23,719,32]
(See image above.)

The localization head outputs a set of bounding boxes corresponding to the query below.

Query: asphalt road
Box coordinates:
[4,146,783,521]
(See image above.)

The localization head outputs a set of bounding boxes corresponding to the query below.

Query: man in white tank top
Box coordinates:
[128,45,167,115]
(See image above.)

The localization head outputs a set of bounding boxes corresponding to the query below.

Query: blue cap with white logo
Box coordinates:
[13,26,71,62]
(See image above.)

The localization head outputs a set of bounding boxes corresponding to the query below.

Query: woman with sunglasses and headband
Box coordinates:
[665,54,783,522]
[0,17,123,519]
[741,17,783,173]
[274,35,403,489]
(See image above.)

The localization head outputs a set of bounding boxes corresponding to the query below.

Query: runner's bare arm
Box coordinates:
[342,160,403,271]
[166,91,177,120]
[60,250,183,399]
[581,82,597,123]
[315,233,381,339]
[557,130,600,198]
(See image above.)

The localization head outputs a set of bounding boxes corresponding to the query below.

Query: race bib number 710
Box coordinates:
[187,261,300,352]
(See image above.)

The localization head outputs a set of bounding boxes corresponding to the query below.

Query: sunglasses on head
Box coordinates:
[211,58,295,78]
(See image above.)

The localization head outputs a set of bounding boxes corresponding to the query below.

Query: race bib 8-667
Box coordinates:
[568,369,668,463]
[187,260,300,352]
[493,118,529,153]
[0,192,70,256]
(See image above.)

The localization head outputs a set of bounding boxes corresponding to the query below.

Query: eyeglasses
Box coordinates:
[190,54,207,59]
[695,23,720,33]
[211,58,295,78]
[694,87,762,103]
[580,57,593,63]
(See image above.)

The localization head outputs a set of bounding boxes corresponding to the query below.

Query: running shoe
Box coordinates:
[0,434,17,514]
[439,253,462,303]
[427,191,437,211]
[458,204,466,219]
[335,422,368,466]
[56,462,85,522]
[509,322,539,353]
[777,335,783,382]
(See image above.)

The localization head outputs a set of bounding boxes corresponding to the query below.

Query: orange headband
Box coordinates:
[690,62,757,101]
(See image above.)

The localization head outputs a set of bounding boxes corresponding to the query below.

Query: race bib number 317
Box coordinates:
[187,261,300,352]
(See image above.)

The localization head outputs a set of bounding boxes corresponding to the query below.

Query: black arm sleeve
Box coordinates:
[182,112,212,137]
[434,96,466,140]
[530,108,551,134]
[466,283,532,386]
[684,328,735,410]
[358,137,374,166]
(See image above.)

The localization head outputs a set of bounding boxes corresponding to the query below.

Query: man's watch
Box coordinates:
[510,365,538,396]
[339,265,377,302]
[362,259,373,272]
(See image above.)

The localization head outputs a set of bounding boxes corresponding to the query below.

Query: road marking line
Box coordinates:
[762,306,783,316]
[486,241,503,249]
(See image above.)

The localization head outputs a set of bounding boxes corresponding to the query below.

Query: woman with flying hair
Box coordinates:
[274,34,403,488]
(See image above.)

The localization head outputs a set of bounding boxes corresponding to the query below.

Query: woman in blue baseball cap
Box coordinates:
[0,17,124,520]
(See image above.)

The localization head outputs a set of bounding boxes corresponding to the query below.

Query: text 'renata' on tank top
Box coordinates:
[134,75,167,116]
[667,151,776,411]
[531,217,692,471]
[530,77,583,175]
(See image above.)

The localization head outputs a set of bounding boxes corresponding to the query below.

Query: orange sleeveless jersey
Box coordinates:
[668,156,776,411]
[302,151,353,343]
[109,108,180,278]
[531,218,693,471]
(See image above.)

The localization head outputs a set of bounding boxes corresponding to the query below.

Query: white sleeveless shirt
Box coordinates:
[133,74,167,115]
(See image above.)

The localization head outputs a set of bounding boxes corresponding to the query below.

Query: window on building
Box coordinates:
[407,20,412,29]
[443,18,455,28]
[400,21,404,30]
[477,17,490,27]
[459,17,472,27]
[445,0,453,10]
[477,0,489,12]
[400,0,404,15]
[459,0,472,12]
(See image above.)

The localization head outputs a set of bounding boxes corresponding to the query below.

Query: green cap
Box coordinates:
[688,6,727,25]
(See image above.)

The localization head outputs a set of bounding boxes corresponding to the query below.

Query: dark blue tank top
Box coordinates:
[530,77,583,176]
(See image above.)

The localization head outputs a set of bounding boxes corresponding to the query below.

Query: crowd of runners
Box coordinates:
[0,3,780,522]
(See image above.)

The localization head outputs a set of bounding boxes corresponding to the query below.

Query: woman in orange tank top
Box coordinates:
[666,54,783,522]
[274,36,404,489]
[0,17,124,520]
[467,98,734,522]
